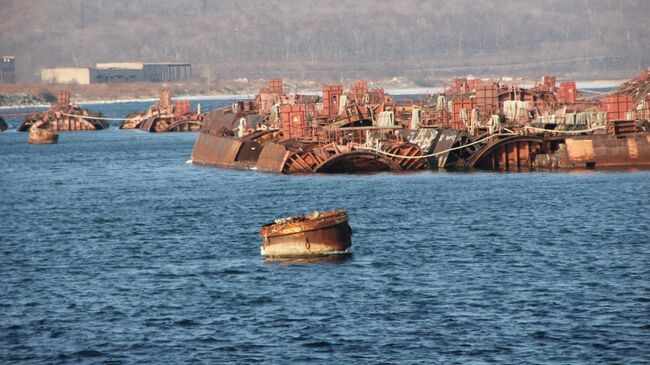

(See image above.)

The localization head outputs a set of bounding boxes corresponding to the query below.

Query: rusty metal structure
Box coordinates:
[28,127,59,144]
[192,79,435,174]
[191,72,650,174]
[413,71,650,171]
[18,91,108,132]
[120,90,203,132]
[27,120,59,144]
[260,210,353,258]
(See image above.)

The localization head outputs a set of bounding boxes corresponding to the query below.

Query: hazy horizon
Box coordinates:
[1,0,649,83]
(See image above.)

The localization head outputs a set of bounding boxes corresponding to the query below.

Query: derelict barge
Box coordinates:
[18,91,108,132]
[120,90,203,132]
[191,73,650,173]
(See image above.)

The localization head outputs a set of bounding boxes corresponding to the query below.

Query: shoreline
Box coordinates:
[0,94,255,110]
[0,80,623,110]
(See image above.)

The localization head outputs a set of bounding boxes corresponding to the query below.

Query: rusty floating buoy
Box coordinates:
[260,210,353,258]
[28,126,58,145]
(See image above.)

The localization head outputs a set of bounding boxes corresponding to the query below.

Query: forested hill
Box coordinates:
[1,0,649,82]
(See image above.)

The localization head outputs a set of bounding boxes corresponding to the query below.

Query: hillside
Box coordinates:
[1,0,649,83]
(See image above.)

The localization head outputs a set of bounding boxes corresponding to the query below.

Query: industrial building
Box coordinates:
[1,56,16,84]
[41,62,191,84]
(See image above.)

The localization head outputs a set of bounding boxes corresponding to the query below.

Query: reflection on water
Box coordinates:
[263,253,354,265]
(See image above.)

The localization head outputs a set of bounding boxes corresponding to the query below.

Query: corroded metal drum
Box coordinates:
[28,126,58,144]
[260,210,353,258]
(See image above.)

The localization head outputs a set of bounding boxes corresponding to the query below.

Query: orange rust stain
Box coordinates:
[565,139,595,162]
[627,138,639,159]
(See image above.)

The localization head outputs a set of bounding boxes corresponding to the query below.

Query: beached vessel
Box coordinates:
[260,210,353,258]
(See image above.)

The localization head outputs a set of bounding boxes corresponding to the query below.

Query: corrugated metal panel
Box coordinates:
[451,98,474,130]
[269,78,283,94]
[603,95,634,121]
[475,84,499,114]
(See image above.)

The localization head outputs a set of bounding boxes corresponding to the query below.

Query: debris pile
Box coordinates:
[120,90,204,132]
[18,90,107,132]
[191,71,650,173]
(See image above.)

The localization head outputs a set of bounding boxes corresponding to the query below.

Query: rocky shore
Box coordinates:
[0,78,426,108]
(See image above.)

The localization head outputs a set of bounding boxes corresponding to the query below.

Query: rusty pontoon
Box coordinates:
[191,73,650,174]
[27,120,58,144]
[18,90,108,132]
[120,90,203,132]
[260,210,353,258]
[191,79,435,173]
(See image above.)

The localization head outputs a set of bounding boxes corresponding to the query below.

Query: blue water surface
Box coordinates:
[1,100,649,364]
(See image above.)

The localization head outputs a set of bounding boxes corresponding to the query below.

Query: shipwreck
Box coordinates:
[120,90,203,132]
[190,73,649,173]
[18,91,108,132]
[191,79,473,173]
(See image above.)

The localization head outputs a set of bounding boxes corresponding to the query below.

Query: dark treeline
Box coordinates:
[1,0,649,82]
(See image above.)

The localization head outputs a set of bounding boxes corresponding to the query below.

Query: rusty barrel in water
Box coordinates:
[28,127,58,144]
[260,210,353,258]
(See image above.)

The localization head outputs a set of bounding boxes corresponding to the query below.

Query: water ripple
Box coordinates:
[1,103,649,363]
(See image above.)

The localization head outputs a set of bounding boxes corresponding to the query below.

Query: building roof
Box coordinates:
[95,62,191,70]
[95,62,144,70]
[142,62,191,66]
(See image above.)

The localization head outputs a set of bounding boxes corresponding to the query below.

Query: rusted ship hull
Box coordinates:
[260,211,352,258]
[191,132,264,170]
[548,133,650,169]
[140,117,203,133]
[119,112,147,129]
[28,127,58,144]
[18,90,107,132]
[19,111,108,132]
[120,91,203,132]
[465,132,650,171]
[191,132,427,174]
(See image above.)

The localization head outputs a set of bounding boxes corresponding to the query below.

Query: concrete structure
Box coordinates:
[41,62,191,84]
[42,67,90,84]
[91,67,142,83]
[142,63,191,82]
[95,62,144,69]
[1,56,16,84]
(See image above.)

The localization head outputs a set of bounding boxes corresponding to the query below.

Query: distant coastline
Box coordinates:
[0,79,624,110]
